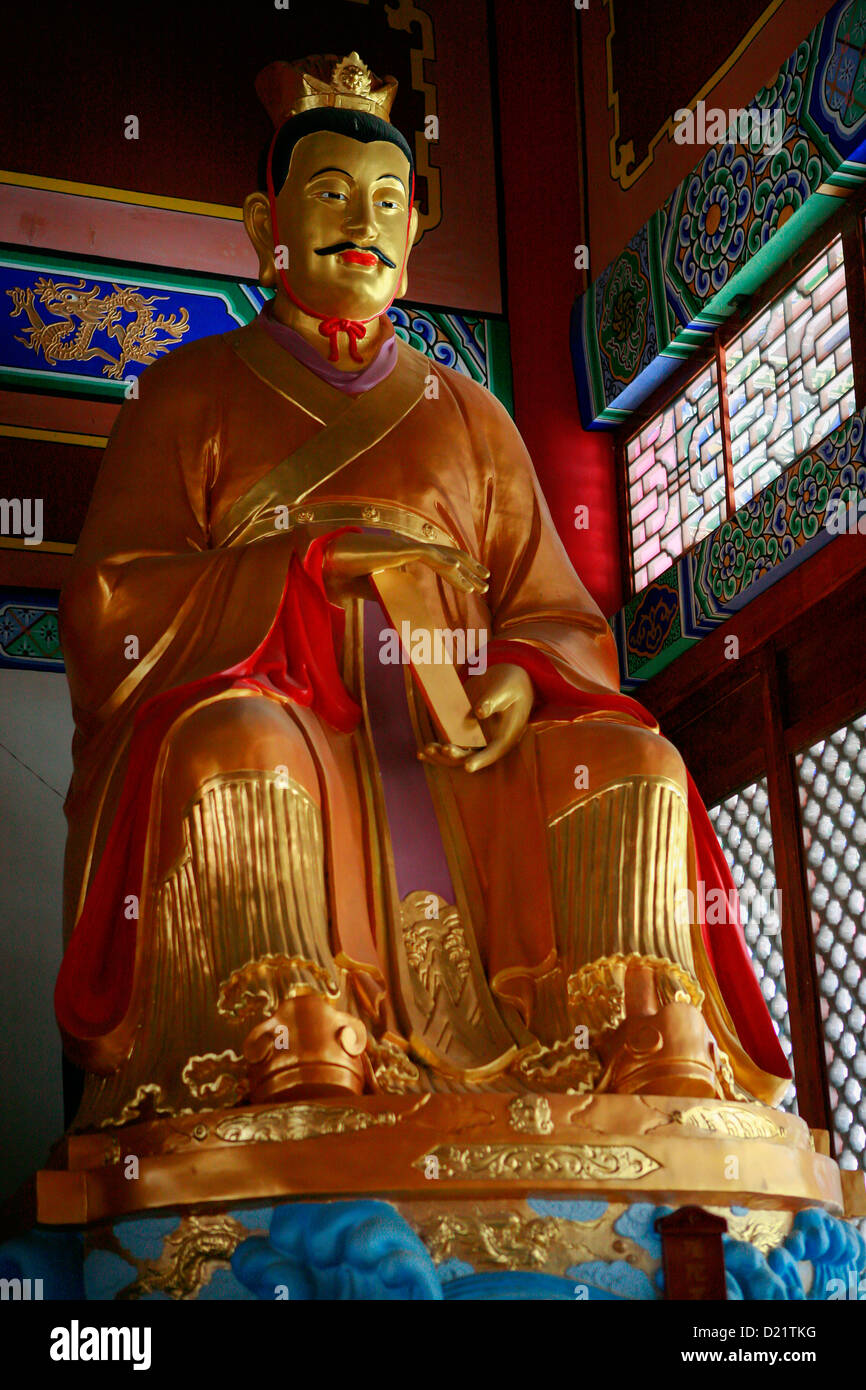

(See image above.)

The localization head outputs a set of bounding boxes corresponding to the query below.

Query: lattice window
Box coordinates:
[709,779,797,1113]
[725,236,855,509]
[622,233,856,596]
[625,362,726,592]
[795,713,866,1172]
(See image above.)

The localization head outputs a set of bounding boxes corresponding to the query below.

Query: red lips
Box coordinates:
[340,250,379,266]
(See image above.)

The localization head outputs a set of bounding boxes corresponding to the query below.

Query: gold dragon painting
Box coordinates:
[7,276,190,379]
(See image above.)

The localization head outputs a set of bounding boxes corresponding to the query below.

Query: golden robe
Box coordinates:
[57,315,790,1127]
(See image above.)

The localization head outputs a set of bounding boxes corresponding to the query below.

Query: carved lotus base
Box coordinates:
[36,1092,865,1229]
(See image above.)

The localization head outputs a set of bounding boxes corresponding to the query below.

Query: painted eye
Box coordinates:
[319,191,346,202]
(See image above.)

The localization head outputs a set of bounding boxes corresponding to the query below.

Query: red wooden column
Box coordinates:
[490,0,622,618]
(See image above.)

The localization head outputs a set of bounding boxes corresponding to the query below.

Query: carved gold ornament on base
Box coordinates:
[37,1091,852,1227]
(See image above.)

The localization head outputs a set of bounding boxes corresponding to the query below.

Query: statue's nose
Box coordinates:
[343,195,377,243]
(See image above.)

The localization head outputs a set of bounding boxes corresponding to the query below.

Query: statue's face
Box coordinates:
[273,130,414,320]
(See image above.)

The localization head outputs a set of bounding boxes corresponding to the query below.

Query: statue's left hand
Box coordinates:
[419,662,533,773]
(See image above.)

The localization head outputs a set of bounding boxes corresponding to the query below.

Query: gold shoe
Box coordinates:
[242,993,368,1103]
[569,954,730,1098]
[595,1000,727,1098]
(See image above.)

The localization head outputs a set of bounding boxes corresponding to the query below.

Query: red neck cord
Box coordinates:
[265,126,415,364]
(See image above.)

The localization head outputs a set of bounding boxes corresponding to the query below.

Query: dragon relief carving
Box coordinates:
[415,1205,658,1276]
[86,1213,252,1300]
[7,277,189,378]
[212,1094,429,1143]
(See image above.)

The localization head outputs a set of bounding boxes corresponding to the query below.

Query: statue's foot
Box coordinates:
[594,1000,728,1099]
[242,993,368,1104]
[568,955,732,1099]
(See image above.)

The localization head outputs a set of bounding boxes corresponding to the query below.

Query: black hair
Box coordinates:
[258,106,414,195]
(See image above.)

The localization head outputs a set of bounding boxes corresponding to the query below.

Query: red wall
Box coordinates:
[0,0,502,315]
[492,0,622,617]
[581,0,834,273]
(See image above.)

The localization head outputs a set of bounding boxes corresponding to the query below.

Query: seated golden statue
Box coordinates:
[55,51,790,1134]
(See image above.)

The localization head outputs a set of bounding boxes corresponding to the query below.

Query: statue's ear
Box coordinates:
[243,191,276,288]
[397,204,420,298]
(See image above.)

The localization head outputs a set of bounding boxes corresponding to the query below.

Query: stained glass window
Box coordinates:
[709,779,797,1113]
[625,362,726,593]
[795,713,866,1172]
[725,237,855,509]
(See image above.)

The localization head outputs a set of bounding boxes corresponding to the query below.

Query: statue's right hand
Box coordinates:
[322,532,489,603]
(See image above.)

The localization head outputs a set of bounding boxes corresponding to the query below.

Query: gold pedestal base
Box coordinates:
[36,1092,862,1228]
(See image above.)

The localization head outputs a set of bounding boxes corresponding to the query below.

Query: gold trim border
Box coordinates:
[0,170,242,221]
[219,498,455,551]
[0,537,75,554]
[37,1091,847,1225]
[604,0,787,190]
[0,424,107,448]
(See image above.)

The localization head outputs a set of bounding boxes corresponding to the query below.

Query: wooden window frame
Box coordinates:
[643,543,866,1145]
[619,191,866,1147]
[618,188,866,604]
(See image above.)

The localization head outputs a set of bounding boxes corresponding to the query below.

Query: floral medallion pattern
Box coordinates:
[676,146,752,301]
[667,50,828,317]
[574,0,866,426]
[597,244,651,384]
[746,138,824,255]
[821,0,866,139]
[754,41,812,121]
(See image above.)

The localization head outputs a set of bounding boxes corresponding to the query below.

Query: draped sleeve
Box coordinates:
[60,336,325,733]
[444,378,621,701]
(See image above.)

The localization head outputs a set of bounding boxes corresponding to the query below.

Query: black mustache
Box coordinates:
[314,241,396,268]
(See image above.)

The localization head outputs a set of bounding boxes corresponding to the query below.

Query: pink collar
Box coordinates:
[258,301,398,394]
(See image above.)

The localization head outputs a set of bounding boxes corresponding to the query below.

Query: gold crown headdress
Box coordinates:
[255,52,398,128]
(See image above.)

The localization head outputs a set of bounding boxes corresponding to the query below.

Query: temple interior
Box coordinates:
[1,0,865,1308]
